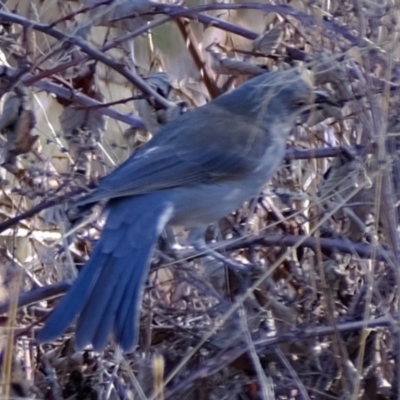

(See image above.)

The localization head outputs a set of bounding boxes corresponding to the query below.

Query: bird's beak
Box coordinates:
[313,90,343,107]
[314,90,330,103]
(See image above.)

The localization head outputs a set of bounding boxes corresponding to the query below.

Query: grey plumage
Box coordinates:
[39,69,320,351]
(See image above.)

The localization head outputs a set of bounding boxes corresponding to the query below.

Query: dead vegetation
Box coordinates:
[0,0,399,399]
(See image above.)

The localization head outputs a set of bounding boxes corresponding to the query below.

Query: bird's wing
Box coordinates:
[74,96,270,208]
[75,140,258,207]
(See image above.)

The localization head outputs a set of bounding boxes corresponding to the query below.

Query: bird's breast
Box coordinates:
[169,136,287,228]
[253,133,287,181]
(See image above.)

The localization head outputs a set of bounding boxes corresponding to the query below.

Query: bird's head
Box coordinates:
[254,69,321,117]
[216,68,335,130]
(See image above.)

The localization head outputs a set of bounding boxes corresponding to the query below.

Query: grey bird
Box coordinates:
[38,69,325,351]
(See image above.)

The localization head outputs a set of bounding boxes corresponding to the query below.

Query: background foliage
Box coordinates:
[0,0,399,399]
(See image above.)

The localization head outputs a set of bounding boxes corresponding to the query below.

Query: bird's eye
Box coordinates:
[293,98,307,107]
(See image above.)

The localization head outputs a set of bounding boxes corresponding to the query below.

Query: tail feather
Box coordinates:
[74,257,124,350]
[39,194,173,352]
[37,249,104,342]
[91,265,126,350]
[113,206,169,349]
[115,262,145,347]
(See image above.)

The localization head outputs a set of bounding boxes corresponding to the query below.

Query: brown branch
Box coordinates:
[0,11,172,110]
[35,79,145,128]
[174,229,394,265]
[165,314,393,396]
[0,65,145,128]
[175,19,221,99]
[48,0,113,28]
[218,234,392,263]
[0,282,71,315]
[0,187,87,235]
[284,146,361,161]
[150,2,363,45]
[0,145,369,235]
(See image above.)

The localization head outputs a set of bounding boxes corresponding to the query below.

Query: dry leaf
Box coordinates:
[59,64,106,141]
[144,72,172,101]
[0,86,37,165]
[134,72,187,134]
[82,0,156,31]
[208,46,267,75]
[123,127,152,150]
[13,109,37,155]
[253,23,284,55]
[59,103,106,142]
[0,92,20,131]
[312,50,356,103]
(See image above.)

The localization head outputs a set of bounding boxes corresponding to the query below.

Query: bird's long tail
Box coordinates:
[38,194,173,351]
